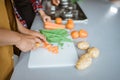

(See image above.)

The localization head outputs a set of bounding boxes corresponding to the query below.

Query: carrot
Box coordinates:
[47,46,58,54]
[51,46,57,51]
[44,22,65,30]
[46,44,52,49]
[36,42,40,47]
[52,46,58,54]
[43,42,49,48]
[42,42,59,54]
[53,50,58,54]
[48,47,53,51]
[53,46,58,51]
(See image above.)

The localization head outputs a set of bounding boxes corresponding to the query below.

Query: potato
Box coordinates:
[88,47,100,58]
[76,53,92,70]
[77,41,90,50]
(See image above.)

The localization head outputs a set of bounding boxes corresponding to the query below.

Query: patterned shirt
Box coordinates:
[14,0,43,27]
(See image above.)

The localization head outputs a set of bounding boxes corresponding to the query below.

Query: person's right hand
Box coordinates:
[15,34,41,52]
[51,0,60,6]
[41,14,51,22]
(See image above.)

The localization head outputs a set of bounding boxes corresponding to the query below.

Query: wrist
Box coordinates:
[39,10,46,16]
[0,29,23,46]
[14,33,23,46]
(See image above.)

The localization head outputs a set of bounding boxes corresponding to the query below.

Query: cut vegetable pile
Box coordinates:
[40,29,72,46]
[39,29,72,53]
[43,42,59,54]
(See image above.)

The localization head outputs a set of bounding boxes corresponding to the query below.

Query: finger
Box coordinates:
[31,42,40,50]
[24,35,35,39]
[34,37,41,43]
[57,0,60,5]
[42,37,48,43]
[34,37,49,47]
[47,17,51,22]
[24,43,35,52]
[43,18,46,22]
[32,46,38,50]
[38,34,46,40]
[32,31,47,43]
[36,34,49,44]
[55,0,60,6]
[44,17,51,22]
[36,42,40,47]
[36,42,44,48]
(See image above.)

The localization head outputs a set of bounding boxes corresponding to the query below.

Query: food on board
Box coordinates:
[36,42,40,47]
[40,29,72,47]
[43,42,58,54]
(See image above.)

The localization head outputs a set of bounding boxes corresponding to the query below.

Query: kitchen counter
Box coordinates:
[11,0,120,80]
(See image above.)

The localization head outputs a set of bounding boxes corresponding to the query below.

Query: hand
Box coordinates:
[15,34,42,52]
[51,0,60,6]
[38,10,51,22]
[17,20,48,43]
[41,14,51,22]
[27,30,48,43]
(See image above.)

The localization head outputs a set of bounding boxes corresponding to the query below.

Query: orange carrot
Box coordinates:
[36,42,40,47]
[44,22,65,30]
[42,42,59,54]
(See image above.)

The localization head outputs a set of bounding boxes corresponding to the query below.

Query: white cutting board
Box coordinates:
[28,40,78,68]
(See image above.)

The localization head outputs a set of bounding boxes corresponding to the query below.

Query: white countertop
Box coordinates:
[11,0,120,80]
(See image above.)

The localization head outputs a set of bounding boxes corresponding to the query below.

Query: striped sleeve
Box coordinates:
[14,7,27,27]
[31,0,43,13]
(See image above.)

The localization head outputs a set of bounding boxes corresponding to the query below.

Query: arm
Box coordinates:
[16,17,47,43]
[0,28,41,52]
[0,28,21,46]
[31,0,51,22]
[38,9,51,22]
